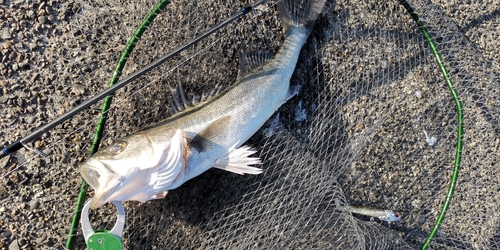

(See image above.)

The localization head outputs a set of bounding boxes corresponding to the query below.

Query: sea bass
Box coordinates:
[81,0,326,209]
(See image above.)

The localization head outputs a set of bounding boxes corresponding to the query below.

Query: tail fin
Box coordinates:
[277,0,326,32]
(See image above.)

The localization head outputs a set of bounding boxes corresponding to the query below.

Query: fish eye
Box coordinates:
[110,141,127,154]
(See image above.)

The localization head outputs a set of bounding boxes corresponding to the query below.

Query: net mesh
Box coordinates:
[0,0,499,249]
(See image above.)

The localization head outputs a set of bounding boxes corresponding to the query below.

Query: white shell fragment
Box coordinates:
[423,130,437,146]
[414,90,422,99]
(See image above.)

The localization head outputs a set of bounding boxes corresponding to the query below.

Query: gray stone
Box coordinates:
[26,116,36,124]
[28,43,37,50]
[2,230,12,237]
[26,10,35,18]
[0,154,9,168]
[71,84,85,96]
[29,200,40,209]
[0,183,6,196]
[1,29,11,39]
[38,16,47,24]
[35,232,46,244]
[8,239,19,250]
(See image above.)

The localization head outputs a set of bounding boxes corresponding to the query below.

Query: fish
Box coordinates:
[80,0,326,209]
[334,198,401,222]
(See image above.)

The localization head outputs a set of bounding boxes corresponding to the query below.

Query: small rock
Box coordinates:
[8,239,19,250]
[17,239,26,247]
[28,43,37,50]
[42,148,52,155]
[8,173,18,183]
[26,116,36,124]
[82,66,91,73]
[18,60,29,69]
[26,10,35,18]
[2,229,12,237]
[2,42,10,49]
[0,154,9,168]
[2,29,11,39]
[71,84,85,96]
[32,183,43,193]
[414,90,422,99]
[38,16,47,24]
[35,232,46,244]
[29,200,40,209]
[0,182,6,196]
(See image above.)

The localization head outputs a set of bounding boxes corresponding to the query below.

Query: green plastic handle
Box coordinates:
[86,230,122,250]
[81,200,125,250]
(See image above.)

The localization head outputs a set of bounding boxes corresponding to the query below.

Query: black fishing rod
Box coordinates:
[0,0,266,160]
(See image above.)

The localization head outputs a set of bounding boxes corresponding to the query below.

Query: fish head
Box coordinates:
[81,129,186,209]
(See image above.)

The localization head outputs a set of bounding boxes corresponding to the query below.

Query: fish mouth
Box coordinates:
[81,159,119,209]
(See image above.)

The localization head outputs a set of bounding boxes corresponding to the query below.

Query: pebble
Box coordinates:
[42,148,52,155]
[2,29,11,39]
[35,233,47,244]
[2,230,12,237]
[8,239,19,250]
[38,16,47,24]
[29,200,40,209]
[0,183,6,197]
[414,90,422,99]
[28,43,37,50]
[26,10,35,18]
[71,84,85,96]
[0,154,9,169]
[26,116,36,124]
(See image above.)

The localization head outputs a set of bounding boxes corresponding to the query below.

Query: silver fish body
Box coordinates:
[334,198,401,222]
[81,0,326,209]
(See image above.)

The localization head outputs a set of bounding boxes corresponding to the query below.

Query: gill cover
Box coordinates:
[81,129,186,209]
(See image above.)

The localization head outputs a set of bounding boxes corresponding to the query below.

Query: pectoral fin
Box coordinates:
[190,116,231,152]
[214,145,262,175]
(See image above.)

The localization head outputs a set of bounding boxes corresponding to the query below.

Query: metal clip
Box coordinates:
[81,200,126,250]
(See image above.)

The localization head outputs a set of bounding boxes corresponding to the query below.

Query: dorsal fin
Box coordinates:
[237,50,272,79]
[170,81,225,114]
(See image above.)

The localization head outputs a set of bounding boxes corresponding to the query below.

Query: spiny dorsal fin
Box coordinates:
[170,81,225,114]
[190,116,231,152]
[237,50,272,80]
[214,145,262,175]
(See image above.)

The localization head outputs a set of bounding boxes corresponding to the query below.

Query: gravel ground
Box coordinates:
[0,0,499,249]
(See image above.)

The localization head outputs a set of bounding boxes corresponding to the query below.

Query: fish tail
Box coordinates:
[277,0,326,33]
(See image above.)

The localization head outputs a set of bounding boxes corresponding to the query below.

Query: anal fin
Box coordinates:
[214,145,262,175]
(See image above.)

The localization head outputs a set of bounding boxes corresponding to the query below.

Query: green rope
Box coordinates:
[65,0,170,248]
[398,1,464,249]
